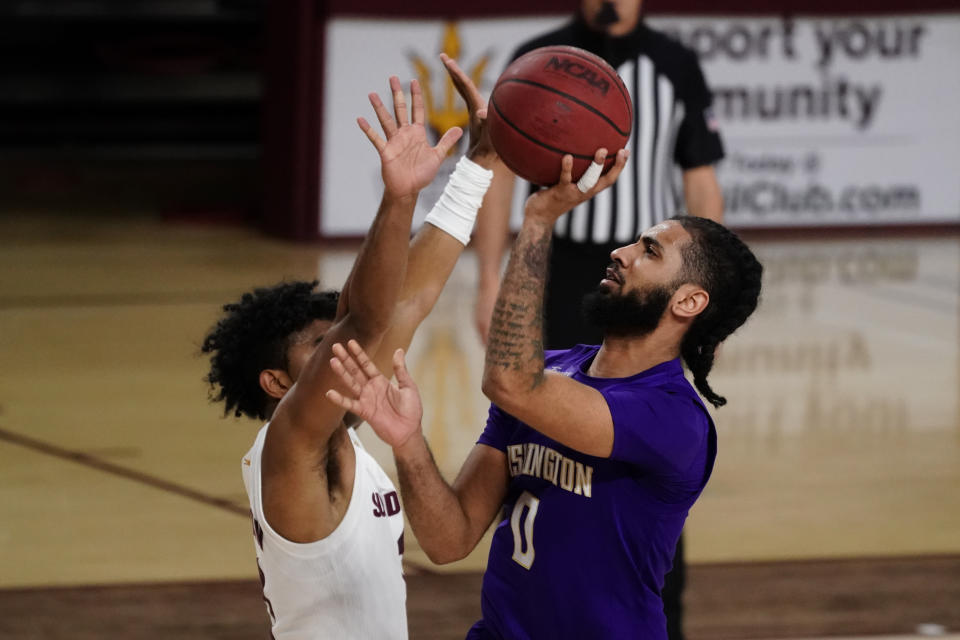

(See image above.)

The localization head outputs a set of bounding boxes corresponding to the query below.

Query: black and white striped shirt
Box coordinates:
[513,18,724,246]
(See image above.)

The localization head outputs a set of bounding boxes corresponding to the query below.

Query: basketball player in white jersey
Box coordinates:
[201,56,495,639]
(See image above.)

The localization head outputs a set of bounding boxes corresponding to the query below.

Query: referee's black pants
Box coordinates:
[545,236,686,640]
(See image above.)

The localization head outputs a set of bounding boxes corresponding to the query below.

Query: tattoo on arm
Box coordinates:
[485,221,552,389]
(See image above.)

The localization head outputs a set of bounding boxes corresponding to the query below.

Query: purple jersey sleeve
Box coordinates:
[601,387,708,476]
[477,402,514,451]
[478,349,573,451]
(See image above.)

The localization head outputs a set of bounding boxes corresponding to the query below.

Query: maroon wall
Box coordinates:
[260,0,327,239]
[326,0,959,17]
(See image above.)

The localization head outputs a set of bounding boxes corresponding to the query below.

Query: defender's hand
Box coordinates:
[326,341,423,450]
[440,53,496,167]
[359,76,463,201]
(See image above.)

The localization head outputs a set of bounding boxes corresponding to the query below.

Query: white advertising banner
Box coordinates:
[321,17,566,237]
[321,14,960,235]
[652,14,960,227]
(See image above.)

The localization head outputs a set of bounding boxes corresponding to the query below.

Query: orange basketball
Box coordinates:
[487,45,632,186]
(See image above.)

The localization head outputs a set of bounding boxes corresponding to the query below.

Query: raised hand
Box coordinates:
[359,77,464,201]
[325,340,423,449]
[440,53,496,166]
[524,148,630,223]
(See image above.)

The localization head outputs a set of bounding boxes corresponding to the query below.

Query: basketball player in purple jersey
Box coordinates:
[326,151,762,639]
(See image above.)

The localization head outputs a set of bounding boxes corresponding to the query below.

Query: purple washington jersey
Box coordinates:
[470,345,716,640]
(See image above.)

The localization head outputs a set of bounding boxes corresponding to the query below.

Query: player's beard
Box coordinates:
[581,278,674,338]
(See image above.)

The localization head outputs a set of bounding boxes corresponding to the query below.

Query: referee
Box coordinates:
[474,0,724,350]
[472,2,724,639]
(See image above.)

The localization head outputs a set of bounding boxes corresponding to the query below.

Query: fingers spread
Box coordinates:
[329,356,362,396]
[368,91,398,140]
[325,389,356,413]
[357,117,386,153]
[331,342,364,389]
[337,341,367,383]
[347,339,381,379]
[411,78,425,125]
[389,76,408,127]
[434,126,464,156]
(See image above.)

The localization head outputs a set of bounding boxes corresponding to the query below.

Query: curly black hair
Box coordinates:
[201,281,340,420]
[672,215,763,408]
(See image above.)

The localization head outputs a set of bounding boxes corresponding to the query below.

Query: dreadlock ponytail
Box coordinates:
[672,216,763,408]
[681,334,724,407]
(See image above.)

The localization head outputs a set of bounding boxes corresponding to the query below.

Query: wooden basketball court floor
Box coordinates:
[1,210,958,638]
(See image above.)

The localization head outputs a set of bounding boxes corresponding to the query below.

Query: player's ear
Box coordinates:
[672,284,709,319]
[260,369,293,400]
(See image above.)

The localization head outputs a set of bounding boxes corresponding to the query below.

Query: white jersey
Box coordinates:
[241,424,407,640]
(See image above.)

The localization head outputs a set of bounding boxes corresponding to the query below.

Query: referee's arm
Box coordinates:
[683,165,724,223]
[677,51,725,223]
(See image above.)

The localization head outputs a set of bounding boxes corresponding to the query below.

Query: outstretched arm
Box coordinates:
[327,341,509,563]
[279,76,461,439]
[481,150,634,458]
[370,54,496,374]
[472,161,516,344]
[338,77,462,329]
[262,78,462,543]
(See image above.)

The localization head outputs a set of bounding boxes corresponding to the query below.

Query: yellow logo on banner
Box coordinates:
[410,22,490,148]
